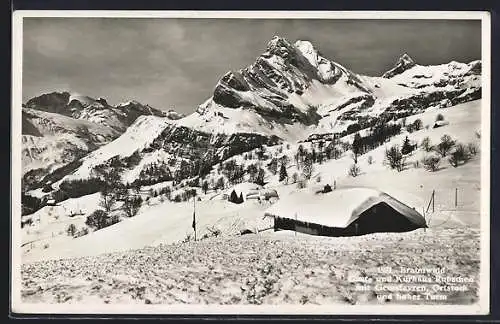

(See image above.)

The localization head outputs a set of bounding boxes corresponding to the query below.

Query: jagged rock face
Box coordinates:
[25,92,72,115]
[382,53,416,78]
[148,124,281,166]
[115,101,166,126]
[210,36,368,126]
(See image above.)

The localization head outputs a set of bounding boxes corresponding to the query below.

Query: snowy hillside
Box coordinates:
[60,115,177,182]
[22,99,482,264]
[21,93,184,191]
[21,108,121,184]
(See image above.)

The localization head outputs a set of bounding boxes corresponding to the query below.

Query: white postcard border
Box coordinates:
[11,10,492,315]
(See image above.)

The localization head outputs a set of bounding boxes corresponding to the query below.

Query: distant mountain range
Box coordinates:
[21,92,185,188]
[22,35,481,195]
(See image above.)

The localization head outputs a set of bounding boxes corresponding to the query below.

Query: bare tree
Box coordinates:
[302,155,314,180]
[385,145,404,171]
[436,134,455,157]
[420,136,433,152]
[422,155,441,172]
[99,187,117,213]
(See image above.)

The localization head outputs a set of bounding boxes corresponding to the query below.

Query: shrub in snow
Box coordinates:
[413,119,423,131]
[216,177,225,190]
[123,196,142,217]
[467,142,479,156]
[448,143,470,168]
[422,155,441,172]
[420,137,433,152]
[66,223,77,237]
[367,156,374,165]
[86,210,109,230]
[436,113,445,122]
[385,145,404,172]
[297,179,307,189]
[74,227,89,238]
[207,226,221,237]
[436,134,456,157]
[181,234,193,243]
[323,184,333,193]
[348,163,361,177]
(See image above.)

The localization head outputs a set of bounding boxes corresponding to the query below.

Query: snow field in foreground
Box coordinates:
[21,227,479,305]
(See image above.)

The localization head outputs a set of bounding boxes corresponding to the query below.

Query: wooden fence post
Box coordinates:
[455,188,458,208]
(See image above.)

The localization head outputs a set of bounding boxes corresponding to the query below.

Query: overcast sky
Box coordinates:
[23,18,481,114]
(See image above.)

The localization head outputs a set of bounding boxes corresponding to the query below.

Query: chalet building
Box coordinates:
[264,187,426,237]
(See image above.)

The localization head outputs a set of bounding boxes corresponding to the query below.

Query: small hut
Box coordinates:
[264,187,426,237]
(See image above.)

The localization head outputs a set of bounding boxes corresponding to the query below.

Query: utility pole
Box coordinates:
[432,190,435,213]
[192,195,197,242]
[295,212,297,237]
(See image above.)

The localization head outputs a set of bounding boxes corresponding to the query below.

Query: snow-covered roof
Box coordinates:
[264,187,425,229]
[225,182,263,197]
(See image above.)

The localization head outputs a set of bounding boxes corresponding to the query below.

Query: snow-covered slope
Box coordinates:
[22,92,184,189]
[21,108,120,177]
[61,115,176,182]
[22,99,482,263]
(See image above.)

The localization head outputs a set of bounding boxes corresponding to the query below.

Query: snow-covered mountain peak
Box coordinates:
[117,100,143,107]
[382,53,417,78]
[294,40,319,66]
[265,35,294,56]
[397,53,416,67]
[68,93,105,109]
